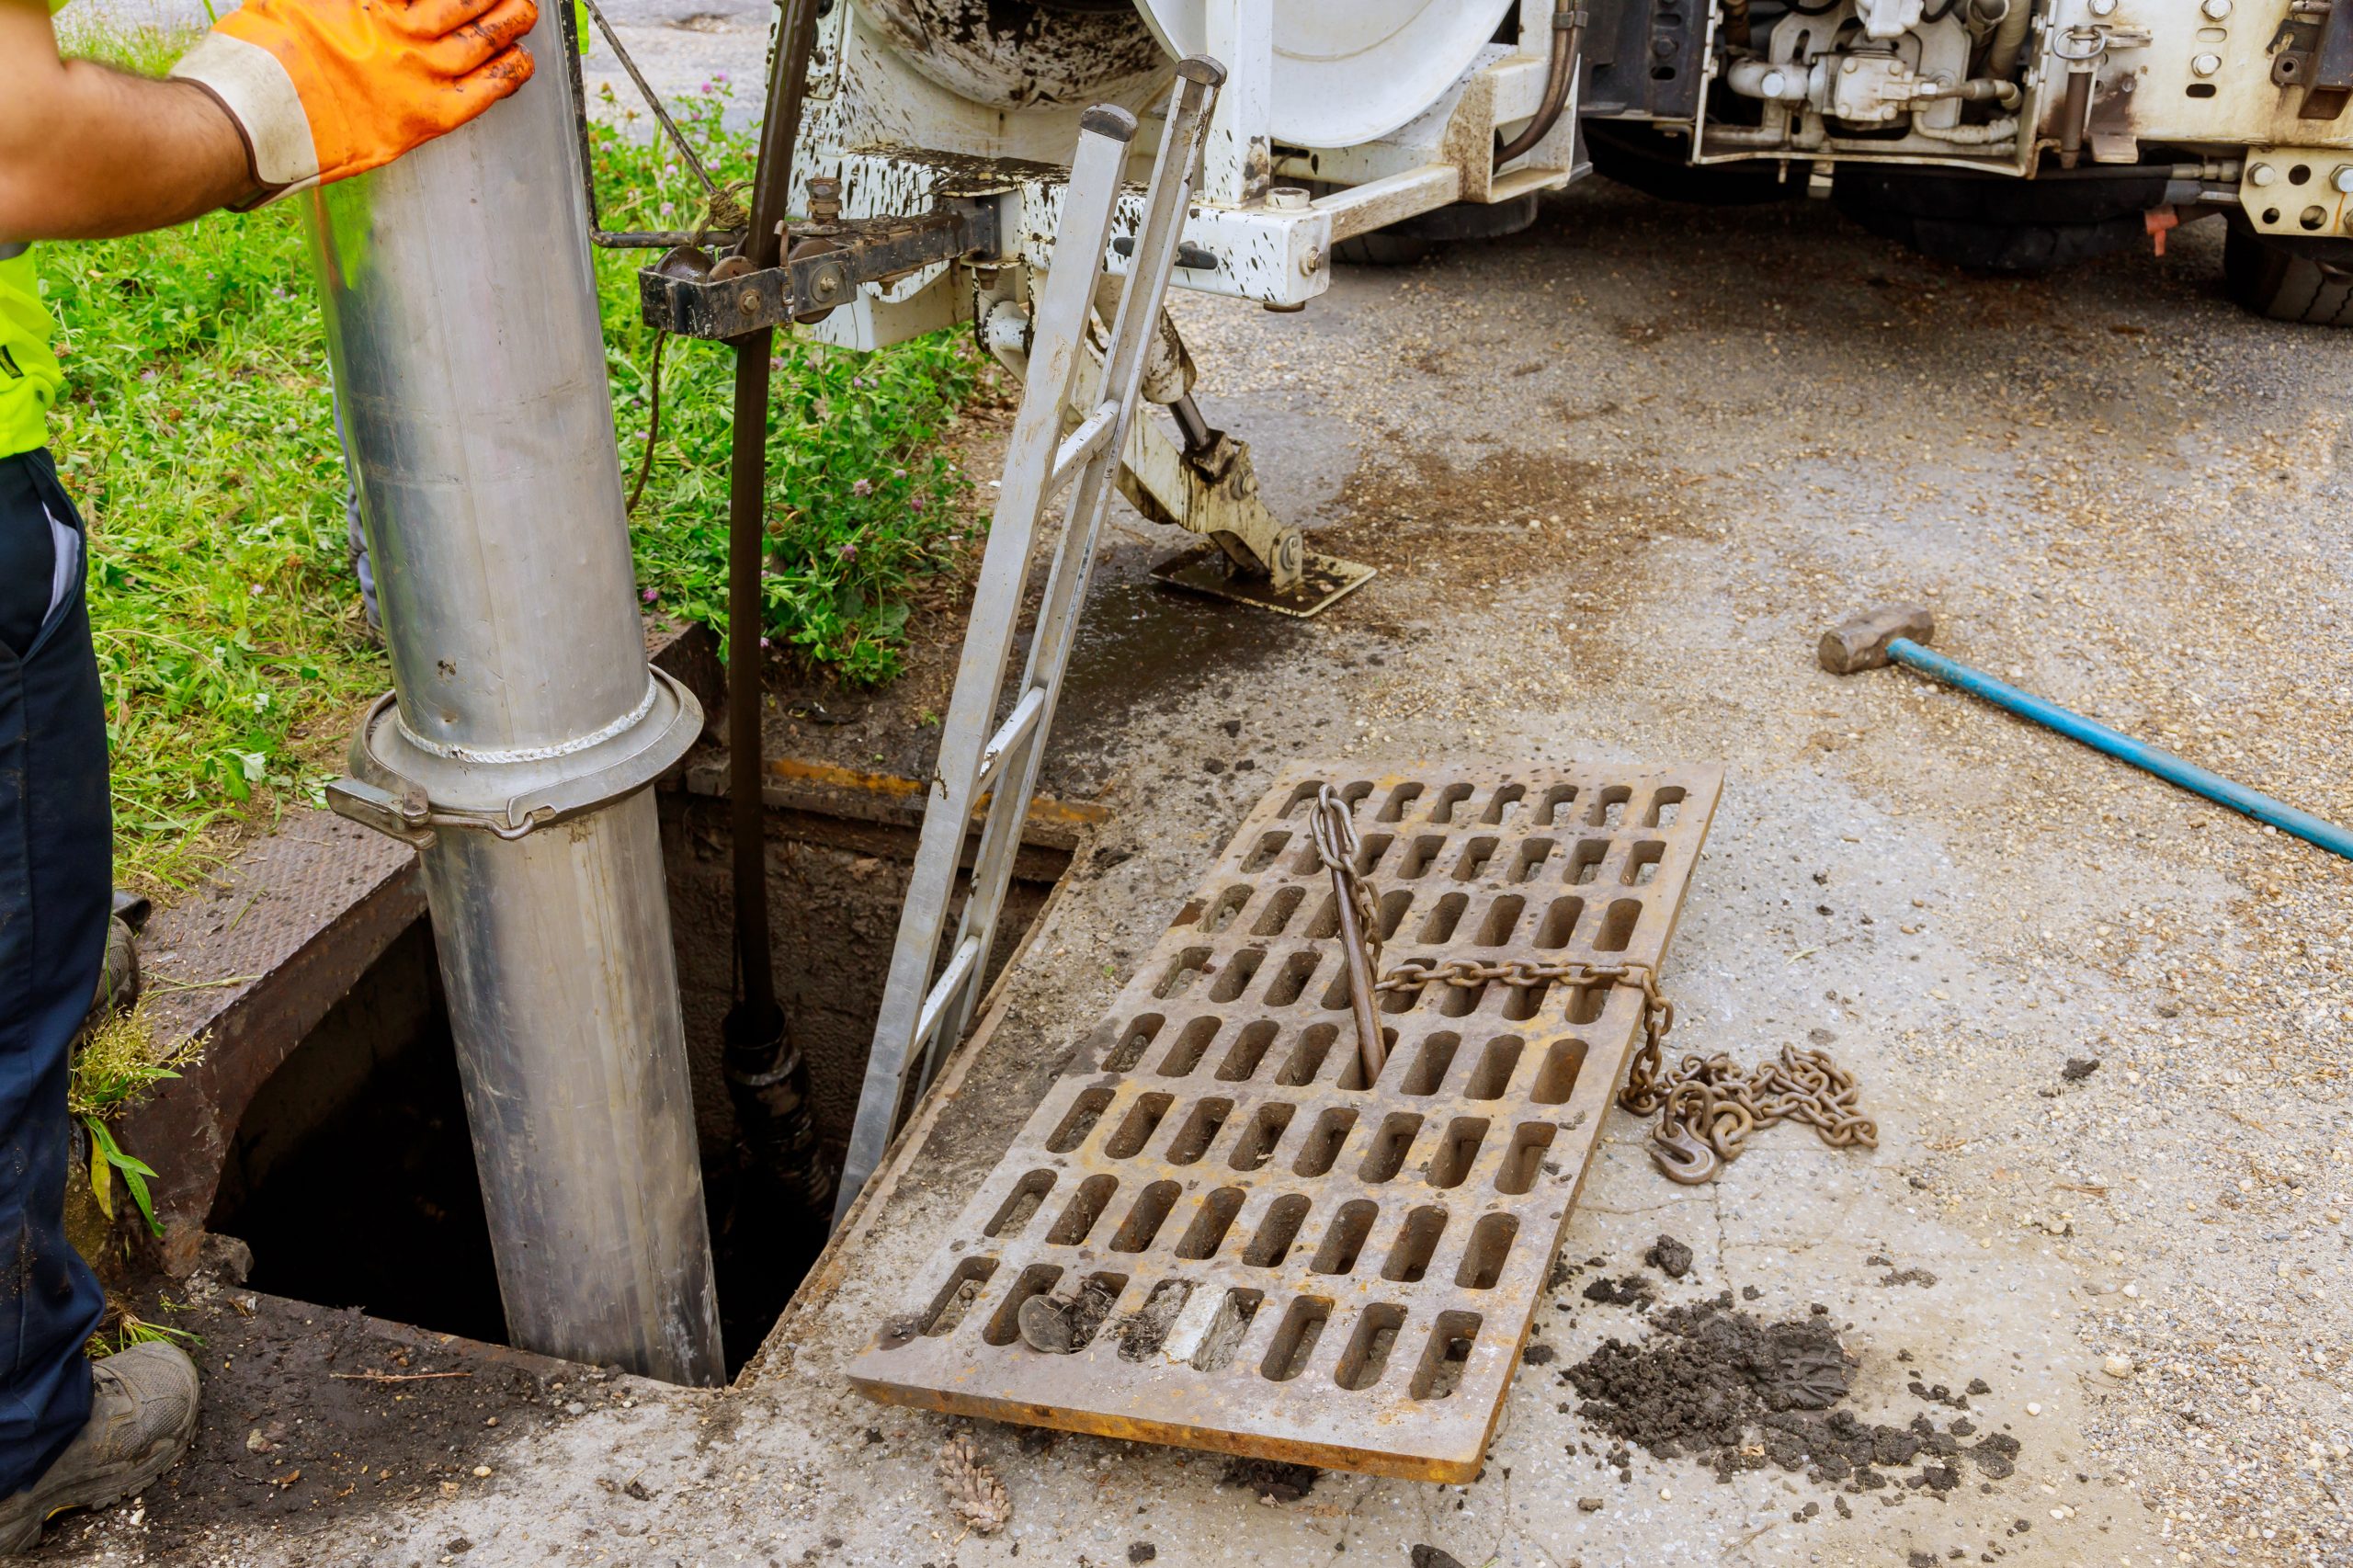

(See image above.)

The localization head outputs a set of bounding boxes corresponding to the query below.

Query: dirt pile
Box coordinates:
[1220,1458,1319,1503]
[1561,1293,2021,1493]
[1579,1274,1657,1310]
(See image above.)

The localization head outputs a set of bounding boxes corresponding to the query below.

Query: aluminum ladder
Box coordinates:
[833,59,1227,1227]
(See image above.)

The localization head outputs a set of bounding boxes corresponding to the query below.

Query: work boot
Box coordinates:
[73,891,151,1046]
[0,1342,200,1553]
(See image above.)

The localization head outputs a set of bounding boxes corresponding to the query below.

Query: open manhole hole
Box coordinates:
[202,781,1070,1377]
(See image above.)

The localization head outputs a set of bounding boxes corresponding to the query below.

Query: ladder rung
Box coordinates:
[974,687,1047,794]
[914,935,984,1051]
[1044,402,1120,500]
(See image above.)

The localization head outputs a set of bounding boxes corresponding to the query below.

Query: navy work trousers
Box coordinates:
[0,449,108,1494]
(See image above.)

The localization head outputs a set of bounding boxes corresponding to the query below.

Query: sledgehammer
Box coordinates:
[1820,604,2353,862]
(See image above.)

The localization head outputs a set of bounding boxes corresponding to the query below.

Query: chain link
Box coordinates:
[1620,1043,1877,1184]
[1370,955,1675,1074]
[1307,785,1384,979]
[1312,794,1868,1185]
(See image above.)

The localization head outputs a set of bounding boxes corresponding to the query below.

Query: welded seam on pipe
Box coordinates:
[395,673,661,765]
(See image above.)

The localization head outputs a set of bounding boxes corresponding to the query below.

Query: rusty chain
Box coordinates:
[1620,1044,1878,1185]
[1372,954,1677,1111]
[1307,785,1383,977]
[1313,801,1870,1184]
[1309,783,1392,1079]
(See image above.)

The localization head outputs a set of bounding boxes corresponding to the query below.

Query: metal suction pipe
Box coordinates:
[1497,0,1587,168]
[719,0,833,1221]
[310,16,724,1385]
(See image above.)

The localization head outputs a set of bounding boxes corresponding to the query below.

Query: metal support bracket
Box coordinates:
[1120,416,1375,617]
[979,294,1375,616]
[328,666,704,846]
[1118,421,1299,583]
[1116,381,1376,618]
[638,202,999,340]
[2305,0,2353,120]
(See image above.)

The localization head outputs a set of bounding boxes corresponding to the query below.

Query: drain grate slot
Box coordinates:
[847,763,1720,1481]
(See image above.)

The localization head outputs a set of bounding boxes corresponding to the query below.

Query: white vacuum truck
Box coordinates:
[716,0,2350,598]
[789,0,2353,327]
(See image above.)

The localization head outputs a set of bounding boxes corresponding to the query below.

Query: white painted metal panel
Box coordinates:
[1134,0,1518,147]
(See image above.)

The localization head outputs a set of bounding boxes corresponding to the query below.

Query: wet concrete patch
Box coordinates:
[1315,444,1714,693]
[1056,575,1311,778]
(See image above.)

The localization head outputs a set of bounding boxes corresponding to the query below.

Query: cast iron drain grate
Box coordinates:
[847,762,1722,1480]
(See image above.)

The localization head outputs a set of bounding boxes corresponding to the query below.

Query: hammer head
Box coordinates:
[1819,604,1934,675]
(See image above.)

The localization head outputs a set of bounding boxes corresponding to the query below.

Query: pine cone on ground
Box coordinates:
[936,1431,1011,1536]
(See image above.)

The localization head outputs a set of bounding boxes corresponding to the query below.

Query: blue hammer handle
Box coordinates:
[1884,636,2353,863]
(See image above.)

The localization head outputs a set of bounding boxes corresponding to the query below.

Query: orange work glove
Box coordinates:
[168,0,540,206]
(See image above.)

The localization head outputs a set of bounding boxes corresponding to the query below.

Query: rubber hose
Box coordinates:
[1497,1,1584,167]
[1987,0,2032,82]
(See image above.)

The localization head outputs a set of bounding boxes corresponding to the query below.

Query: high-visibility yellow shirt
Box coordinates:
[0,248,62,460]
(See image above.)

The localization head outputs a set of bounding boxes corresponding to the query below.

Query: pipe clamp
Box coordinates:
[328,666,705,847]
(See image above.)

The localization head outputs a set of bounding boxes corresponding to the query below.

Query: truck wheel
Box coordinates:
[1831,166,2166,275]
[1582,120,1790,207]
[2223,223,2353,324]
[1330,193,1539,268]
[1333,231,1436,267]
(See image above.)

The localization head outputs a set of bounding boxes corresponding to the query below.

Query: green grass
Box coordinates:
[51,10,203,75]
[590,82,982,678]
[41,38,982,889]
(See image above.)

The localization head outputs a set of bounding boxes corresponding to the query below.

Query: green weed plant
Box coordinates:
[67,1001,198,1237]
[591,80,980,679]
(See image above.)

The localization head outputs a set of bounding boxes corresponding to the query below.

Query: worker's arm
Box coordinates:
[0,0,540,244]
[0,2,253,239]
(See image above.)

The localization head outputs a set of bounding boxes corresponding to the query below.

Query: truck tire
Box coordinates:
[1582,120,1790,207]
[1831,166,2167,275]
[1333,231,1437,267]
[1330,192,1539,267]
[2223,223,2353,324]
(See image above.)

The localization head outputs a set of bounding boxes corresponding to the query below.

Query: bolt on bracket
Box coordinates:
[637,200,1000,340]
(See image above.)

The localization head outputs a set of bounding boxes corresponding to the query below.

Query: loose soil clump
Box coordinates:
[1644,1233,1694,1278]
[1561,1293,2020,1493]
[1581,1274,1656,1309]
[43,1286,579,1559]
[1220,1457,1319,1503]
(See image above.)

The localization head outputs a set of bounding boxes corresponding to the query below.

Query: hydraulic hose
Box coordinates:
[1985,0,2032,82]
[1722,0,1753,50]
[1497,0,1586,168]
[722,0,832,1219]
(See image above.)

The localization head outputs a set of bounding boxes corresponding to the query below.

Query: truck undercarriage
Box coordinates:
[782,0,2353,336]
[1581,0,2353,316]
